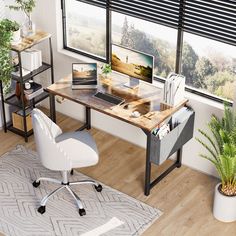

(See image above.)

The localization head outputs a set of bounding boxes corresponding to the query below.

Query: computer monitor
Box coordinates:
[111,44,154,88]
[71,63,97,89]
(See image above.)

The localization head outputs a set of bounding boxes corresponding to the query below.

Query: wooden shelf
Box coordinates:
[11,31,51,52]
[11,63,51,82]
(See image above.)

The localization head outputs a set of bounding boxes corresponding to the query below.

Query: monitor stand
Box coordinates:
[124,77,139,89]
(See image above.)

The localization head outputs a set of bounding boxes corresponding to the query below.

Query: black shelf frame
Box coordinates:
[6,122,33,137]
[11,62,51,83]
[4,91,49,109]
[0,36,54,142]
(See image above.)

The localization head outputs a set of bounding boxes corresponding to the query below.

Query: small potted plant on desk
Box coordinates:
[101,63,112,79]
[196,105,236,222]
[0,19,20,94]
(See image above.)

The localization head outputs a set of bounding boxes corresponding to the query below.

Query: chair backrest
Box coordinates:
[32,108,70,171]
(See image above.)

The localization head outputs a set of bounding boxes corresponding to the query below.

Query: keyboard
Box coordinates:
[94,92,125,105]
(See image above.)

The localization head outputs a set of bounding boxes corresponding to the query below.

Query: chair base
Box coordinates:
[32,170,102,216]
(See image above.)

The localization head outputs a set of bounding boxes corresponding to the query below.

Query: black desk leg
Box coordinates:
[49,93,56,122]
[76,106,91,131]
[144,132,152,196]
[86,107,91,130]
[143,131,183,196]
[176,147,183,168]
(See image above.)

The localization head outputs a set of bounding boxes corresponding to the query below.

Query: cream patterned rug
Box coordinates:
[0,145,162,236]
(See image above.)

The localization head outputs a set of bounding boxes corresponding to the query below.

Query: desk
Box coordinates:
[46,74,188,195]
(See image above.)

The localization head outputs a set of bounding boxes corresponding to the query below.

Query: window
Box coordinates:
[62,0,108,61]
[62,0,236,103]
[112,12,177,78]
[182,33,236,101]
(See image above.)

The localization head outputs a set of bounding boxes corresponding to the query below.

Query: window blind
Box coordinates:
[183,0,236,46]
[110,0,181,29]
[74,0,236,46]
[76,0,107,8]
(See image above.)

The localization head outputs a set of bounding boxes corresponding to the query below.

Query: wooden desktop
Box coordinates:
[46,73,191,195]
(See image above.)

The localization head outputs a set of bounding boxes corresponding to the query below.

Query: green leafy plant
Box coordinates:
[196,105,236,196]
[0,19,19,93]
[101,63,112,75]
[11,21,20,32]
[8,0,36,19]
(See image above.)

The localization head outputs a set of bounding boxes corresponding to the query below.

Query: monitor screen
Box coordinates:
[111,44,154,84]
[72,63,97,85]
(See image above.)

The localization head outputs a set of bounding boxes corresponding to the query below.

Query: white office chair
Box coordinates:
[31,108,102,216]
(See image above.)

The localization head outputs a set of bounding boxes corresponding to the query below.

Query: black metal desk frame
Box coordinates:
[49,97,183,196]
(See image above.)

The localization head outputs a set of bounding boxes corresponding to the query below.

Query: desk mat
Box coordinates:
[0,145,162,236]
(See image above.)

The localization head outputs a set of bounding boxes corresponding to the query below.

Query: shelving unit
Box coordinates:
[0,31,54,142]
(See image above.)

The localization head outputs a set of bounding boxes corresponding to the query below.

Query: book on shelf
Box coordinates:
[21,49,42,72]
[162,73,185,106]
[24,82,44,100]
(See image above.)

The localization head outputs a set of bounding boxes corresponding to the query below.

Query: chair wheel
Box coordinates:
[38,206,46,214]
[79,208,86,216]
[95,184,102,192]
[70,169,74,175]
[32,181,40,188]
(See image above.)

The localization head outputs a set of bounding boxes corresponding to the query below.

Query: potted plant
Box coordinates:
[0,19,19,94]
[101,63,112,79]
[8,0,36,36]
[10,20,21,44]
[196,105,236,222]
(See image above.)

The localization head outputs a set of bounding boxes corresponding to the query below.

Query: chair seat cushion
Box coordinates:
[55,131,99,168]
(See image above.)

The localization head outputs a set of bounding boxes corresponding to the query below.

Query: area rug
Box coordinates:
[0,145,162,236]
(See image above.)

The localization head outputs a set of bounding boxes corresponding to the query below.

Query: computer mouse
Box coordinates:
[131,111,141,118]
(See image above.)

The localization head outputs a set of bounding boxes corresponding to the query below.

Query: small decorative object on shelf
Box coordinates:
[7,0,36,36]
[11,21,21,45]
[0,30,54,142]
[101,63,112,79]
[15,81,21,99]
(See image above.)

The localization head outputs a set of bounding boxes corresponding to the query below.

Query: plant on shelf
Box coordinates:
[0,19,20,94]
[8,0,36,36]
[101,63,112,78]
[196,105,236,222]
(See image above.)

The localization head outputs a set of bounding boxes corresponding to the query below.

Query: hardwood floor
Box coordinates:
[0,109,235,236]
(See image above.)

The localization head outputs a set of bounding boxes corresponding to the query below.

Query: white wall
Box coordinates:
[12,0,227,177]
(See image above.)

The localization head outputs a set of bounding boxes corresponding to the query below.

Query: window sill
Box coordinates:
[58,48,103,64]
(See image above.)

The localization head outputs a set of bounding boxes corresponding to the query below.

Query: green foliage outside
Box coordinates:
[196,106,236,196]
[182,42,236,100]
[120,17,175,78]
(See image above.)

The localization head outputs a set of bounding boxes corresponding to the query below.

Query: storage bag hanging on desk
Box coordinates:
[150,107,195,165]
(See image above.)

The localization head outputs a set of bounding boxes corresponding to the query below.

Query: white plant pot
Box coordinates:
[213,183,236,222]
[11,30,21,45]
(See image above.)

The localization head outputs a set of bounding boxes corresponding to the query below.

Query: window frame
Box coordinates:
[61,0,111,63]
[61,0,234,106]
